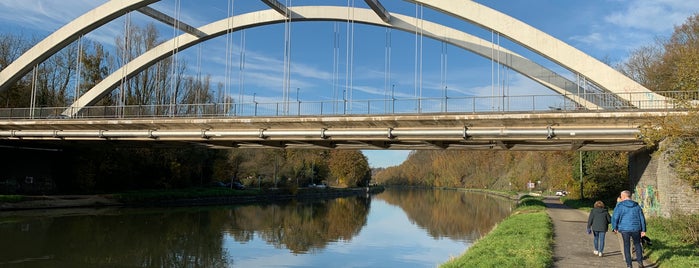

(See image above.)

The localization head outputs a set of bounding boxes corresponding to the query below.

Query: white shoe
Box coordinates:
[598,252,603,257]
[593,250,598,255]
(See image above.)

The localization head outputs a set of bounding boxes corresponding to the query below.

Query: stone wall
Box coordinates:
[629,140,699,217]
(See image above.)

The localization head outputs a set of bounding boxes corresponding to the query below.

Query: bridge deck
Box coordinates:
[0,110,678,151]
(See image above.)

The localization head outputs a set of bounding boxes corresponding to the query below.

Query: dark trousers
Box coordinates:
[621,231,643,266]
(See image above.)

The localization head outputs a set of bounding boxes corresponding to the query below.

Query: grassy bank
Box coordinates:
[441,195,553,268]
[564,198,699,267]
[0,195,23,203]
[643,214,699,266]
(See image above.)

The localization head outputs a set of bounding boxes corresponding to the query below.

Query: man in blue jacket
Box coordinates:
[612,190,647,268]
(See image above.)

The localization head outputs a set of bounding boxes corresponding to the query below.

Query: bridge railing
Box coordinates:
[0,91,695,119]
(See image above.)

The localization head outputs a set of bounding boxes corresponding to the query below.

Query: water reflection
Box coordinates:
[0,189,513,267]
[375,188,514,240]
[223,197,370,254]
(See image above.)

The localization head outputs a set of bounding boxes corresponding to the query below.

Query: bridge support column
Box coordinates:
[628,139,699,217]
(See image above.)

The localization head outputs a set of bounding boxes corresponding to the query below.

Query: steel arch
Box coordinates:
[0,0,160,93]
[64,6,602,116]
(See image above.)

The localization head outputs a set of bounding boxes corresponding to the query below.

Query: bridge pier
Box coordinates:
[628,139,699,217]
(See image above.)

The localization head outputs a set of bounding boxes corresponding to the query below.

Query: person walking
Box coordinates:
[587,200,611,257]
[612,190,647,268]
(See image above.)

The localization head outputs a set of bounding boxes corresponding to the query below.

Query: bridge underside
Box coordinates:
[0,111,666,151]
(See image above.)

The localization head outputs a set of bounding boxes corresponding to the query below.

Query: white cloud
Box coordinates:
[0,0,105,32]
[605,0,699,33]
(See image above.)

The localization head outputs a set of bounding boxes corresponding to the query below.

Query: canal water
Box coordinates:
[0,188,513,267]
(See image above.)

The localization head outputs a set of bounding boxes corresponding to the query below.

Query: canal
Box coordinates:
[0,188,514,267]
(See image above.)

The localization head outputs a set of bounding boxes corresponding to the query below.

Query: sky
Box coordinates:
[1,0,698,168]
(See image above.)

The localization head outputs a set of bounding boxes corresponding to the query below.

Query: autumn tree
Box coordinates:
[328,150,370,187]
[620,13,699,188]
[0,33,33,107]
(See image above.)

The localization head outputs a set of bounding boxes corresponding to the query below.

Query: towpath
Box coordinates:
[544,197,653,268]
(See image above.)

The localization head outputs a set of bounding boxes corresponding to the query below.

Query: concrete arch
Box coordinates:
[0,0,160,93]
[64,6,602,116]
[409,0,667,107]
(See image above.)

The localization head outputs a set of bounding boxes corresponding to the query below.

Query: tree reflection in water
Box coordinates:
[375,188,514,240]
[223,196,371,254]
[0,197,371,267]
[0,189,512,267]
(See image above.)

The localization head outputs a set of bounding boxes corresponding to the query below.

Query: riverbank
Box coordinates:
[441,194,553,267]
[0,186,384,211]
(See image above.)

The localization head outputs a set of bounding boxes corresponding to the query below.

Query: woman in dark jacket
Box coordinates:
[587,200,611,257]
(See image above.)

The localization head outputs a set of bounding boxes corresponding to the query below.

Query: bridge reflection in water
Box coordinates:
[0,188,513,267]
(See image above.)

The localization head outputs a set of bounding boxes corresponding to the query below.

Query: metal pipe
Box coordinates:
[391,129,463,136]
[0,127,641,139]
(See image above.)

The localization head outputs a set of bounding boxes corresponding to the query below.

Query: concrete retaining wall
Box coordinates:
[629,140,699,217]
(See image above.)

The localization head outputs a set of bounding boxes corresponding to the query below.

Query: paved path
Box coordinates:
[544,197,652,268]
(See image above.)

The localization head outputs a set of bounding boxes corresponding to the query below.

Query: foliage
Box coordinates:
[374,150,625,200]
[570,151,629,201]
[0,195,23,203]
[328,150,370,187]
[643,214,699,267]
[619,14,699,189]
[440,195,552,268]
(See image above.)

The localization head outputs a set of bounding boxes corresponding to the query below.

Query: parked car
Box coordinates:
[231,181,246,190]
[555,190,568,196]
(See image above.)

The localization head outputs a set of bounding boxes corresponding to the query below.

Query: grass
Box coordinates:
[645,214,699,267]
[0,195,24,202]
[440,195,553,268]
[565,197,699,267]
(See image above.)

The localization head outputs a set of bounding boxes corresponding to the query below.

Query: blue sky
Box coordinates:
[1,0,698,168]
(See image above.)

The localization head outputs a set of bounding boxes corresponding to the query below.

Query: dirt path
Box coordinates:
[544,197,652,268]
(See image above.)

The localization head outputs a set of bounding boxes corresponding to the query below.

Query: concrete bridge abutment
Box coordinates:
[629,139,699,217]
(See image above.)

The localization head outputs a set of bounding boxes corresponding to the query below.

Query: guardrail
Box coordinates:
[0,91,695,119]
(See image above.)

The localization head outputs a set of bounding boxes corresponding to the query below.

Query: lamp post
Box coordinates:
[296,88,300,115]
[579,151,584,200]
[391,84,395,113]
[253,92,258,116]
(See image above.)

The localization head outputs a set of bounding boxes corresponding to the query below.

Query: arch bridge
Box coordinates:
[0,0,688,151]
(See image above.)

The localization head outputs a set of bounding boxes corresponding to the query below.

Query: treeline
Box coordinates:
[373,150,629,201]
[3,146,370,194]
[376,13,699,195]
[619,14,699,189]
[0,23,224,110]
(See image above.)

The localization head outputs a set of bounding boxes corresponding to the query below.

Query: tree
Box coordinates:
[620,13,699,188]
[328,150,370,187]
[0,33,33,108]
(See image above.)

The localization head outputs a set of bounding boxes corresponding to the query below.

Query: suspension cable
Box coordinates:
[169,0,182,116]
[345,0,355,114]
[384,27,391,113]
[224,0,234,113]
[30,65,38,118]
[333,22,340,113]
[413,3,424,112]
[238,29,246,114]
[196,43,202,113]
[74,35,83,106]
[119,12,131,117]
[282,0,292,115]
[414,4,418,110]
[441,40,447,112]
